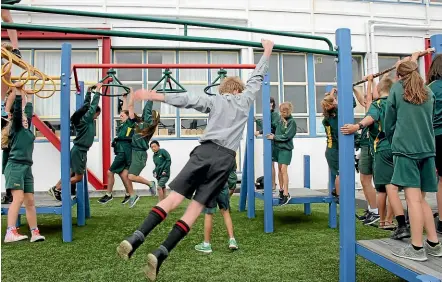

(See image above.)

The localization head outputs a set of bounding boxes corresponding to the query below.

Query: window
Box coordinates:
[180,118,207,136]
[253,53,279,115]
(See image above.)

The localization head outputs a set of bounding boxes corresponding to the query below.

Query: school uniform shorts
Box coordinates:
[128,150,147,176]
[71,145,87,175]
[373,149,394,193]
[325,148,339,176]
[273,149,293,165]
[391,155,437,193]
[4,162,33,193]
[359,146,374,175]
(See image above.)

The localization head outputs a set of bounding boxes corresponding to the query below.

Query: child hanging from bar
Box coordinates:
[116,39,273,282]
[48,83,102,201]
[266,102,296,205]
[1,67,13,204]
[255,97,280,191]
[427,53,442,235]
[341,74,411,238]
[1,8,21,58]
[194,165,239,253]
[98,90,137,205]
[385,55,442,261]
[150,140,171,201]
[3,83,45,243]
[125,91,160,207]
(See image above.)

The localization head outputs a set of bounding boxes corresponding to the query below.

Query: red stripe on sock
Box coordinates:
[152,207,166,220]
[176,221,189,233]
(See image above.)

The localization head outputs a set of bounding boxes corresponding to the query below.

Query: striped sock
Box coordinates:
[138,206,167,237]
[161,220,190,253]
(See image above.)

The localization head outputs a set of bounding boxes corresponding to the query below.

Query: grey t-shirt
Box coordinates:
[164,55,270,151]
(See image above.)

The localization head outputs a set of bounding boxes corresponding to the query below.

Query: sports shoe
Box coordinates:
[391,244,427,261]
[11,49,22,58]
[129,195,140,208]
[424,240,442,257]
[229,238,238,250]
[30,229,45,242]
[144,247,168,282]
[117,230,145,260]
[278,190,284,199]
[280,194,291,206]
[356,209,370,221]
[4,227,28,243]
[390,226,411,240]
[379,221,396,231]
[121,194,131,204]
[149,182,157,196]
[363,212,380,226]
[97,194,113,204]
[195,242,212,253]
[1,195,13,204]
[48,186,61,201]
[436,220,442,235]
[331,189,339,197]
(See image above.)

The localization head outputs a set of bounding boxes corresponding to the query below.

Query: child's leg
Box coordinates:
[420,192,439,243]
[360,173,377,211]
[272,163,276,190]
[23,193,37,229]
[204,213,214,243]
[404,188,424,247]
[120,169,134,195]
[220,209,234,239]
[1,10,19,50]
[281,164,289,195]
[437,178,442,230]
[278,164,283,192]
[377,192,387,224]
[386,198,394,223]
[107,170,115,194]
[335,175,340,195]
[7,190,24,228]
[128,174,154,187]
[55,173,83,190]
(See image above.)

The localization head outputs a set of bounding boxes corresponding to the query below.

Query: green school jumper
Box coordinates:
[385,81,437,192]
[71,90,101,175]
[273,115,297,165]
[128,101,156,176]
[4,96,35,193]
[109,117,136,174]
[153,148,171,188]
[256,111,280,162]
[430,80,442,137]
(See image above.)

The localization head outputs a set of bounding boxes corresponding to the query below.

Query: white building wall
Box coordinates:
[2,0,442,192]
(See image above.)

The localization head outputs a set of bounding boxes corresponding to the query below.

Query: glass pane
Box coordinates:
[179,84,208,115]
[283,54,306,82]
[147,51,175,82]
[180,118,207,136]
[155,118,176,136]
[254,53,278,82]
[114,52,143,81]
[315,85,329,114]
[179,51,207,81]
[147,84,176,116]
[73,51,99,83]
[210,52,239,78]
[294,117,308,134]
[352,56,363,82]
[283,85,307,114]
[353,85,365,115]
[113,83,143,116]
[378,56,400,79]
[314,55,336,83]
[255,85,279,115]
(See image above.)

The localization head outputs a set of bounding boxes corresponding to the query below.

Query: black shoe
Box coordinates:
[121,194,130,204]
[1,195,13,204]
[356,209,370,221]
[437,221,442,235]
[363,212,380,226]
[278,190,284,200]
[390,226,411,240]
[116,230,145,260]
[71,183,76,196]
[280,194,291,206]
[98,194,113,204]
[48,186,62,201]
[331,189,339,197]
[11,49,21,58]
[144,247,168,281]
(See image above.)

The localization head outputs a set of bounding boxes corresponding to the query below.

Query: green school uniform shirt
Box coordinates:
[114,118,136,153]
[385,81,435,159]
[256,110,280,134]
[8,95,34,166]
[429,80,442,136]
[73,90,101,151]
[365,97,390,153]
[131,101,155,151]
[153,148,171,179]
[273,115,297,151]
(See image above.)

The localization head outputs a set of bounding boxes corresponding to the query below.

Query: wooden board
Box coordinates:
[358,236,442,280]
[257,188,329,198]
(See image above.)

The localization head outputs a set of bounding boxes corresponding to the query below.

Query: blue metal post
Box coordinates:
[336,28,356,282]
[303,155,311,215]
[246,106,255,219]
[430,34,442,57]
[262,74,273,233]
[60,43,73,243]
[328,170,337,228]
[76,82,85,227]
[239,146,248,212]
[84,171,90,218]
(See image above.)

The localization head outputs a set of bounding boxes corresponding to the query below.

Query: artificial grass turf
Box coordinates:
[1,197,404,282]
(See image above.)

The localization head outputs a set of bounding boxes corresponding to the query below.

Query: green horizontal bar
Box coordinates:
[1,22,339,56]
[2,4,334,51]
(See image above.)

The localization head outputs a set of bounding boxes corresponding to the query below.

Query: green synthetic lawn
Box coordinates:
[1,197,404,282]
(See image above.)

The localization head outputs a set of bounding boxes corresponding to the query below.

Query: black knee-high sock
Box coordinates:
[161,220,190,253]
[138,206,167,237]
[396,215,406,228]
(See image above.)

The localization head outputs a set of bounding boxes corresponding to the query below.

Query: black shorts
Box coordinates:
[169,141,236,209]
[436,135,442,176]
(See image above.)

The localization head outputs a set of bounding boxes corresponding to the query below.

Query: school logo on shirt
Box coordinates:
[14,183,20,187]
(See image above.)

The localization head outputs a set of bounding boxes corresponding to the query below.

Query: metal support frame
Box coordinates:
[262,74,273,233]
[303,155,311,215]
[76,82,86,227]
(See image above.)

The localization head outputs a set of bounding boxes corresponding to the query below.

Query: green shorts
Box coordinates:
[2,149,9,175]
[373,149,394,193]
[273,149,292,165]
[325,148,339,176]
[128,150,147,176]
[109,149,132,174]
[227,170,237,190]
[71,145,87,175]
[203,187,230,214]
[4,162,34,193]
[359,146,373,175]
[157,176,169,188]
[271,145,278,163]
[391,156,438,192]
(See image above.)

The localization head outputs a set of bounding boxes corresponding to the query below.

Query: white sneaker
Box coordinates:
[4,228,28,243]
[30,229,45,242]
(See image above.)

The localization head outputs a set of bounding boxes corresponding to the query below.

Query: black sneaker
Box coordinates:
[48,186,62,201]
[144,247,168,281]
[11,49,21,58]
[391,226,411,240]
[278,190,284,199]
[98,194,113,204]
[363,212,380,226]
[280,194,291,206]
[1,195,13,204]
[437,220,442,235]
[356,209,370,221]
[121,194,130,204]
[116,230,145,260]
[331,189,339,197]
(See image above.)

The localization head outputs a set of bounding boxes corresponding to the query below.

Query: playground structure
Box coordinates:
[1,3,442,281]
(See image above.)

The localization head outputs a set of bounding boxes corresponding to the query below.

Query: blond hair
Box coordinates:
[397,61,428,105]
[219,77,245,95]
[321,95,336,118]
[377,77,394,95]
[1,121,11,149]
[279,102,293,114]
[1,42,13,51]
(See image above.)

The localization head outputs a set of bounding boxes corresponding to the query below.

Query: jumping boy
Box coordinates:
[150,140,171,201]
[116,38,273,281]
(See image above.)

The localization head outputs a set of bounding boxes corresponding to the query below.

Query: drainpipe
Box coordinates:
[425,0,431,26]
